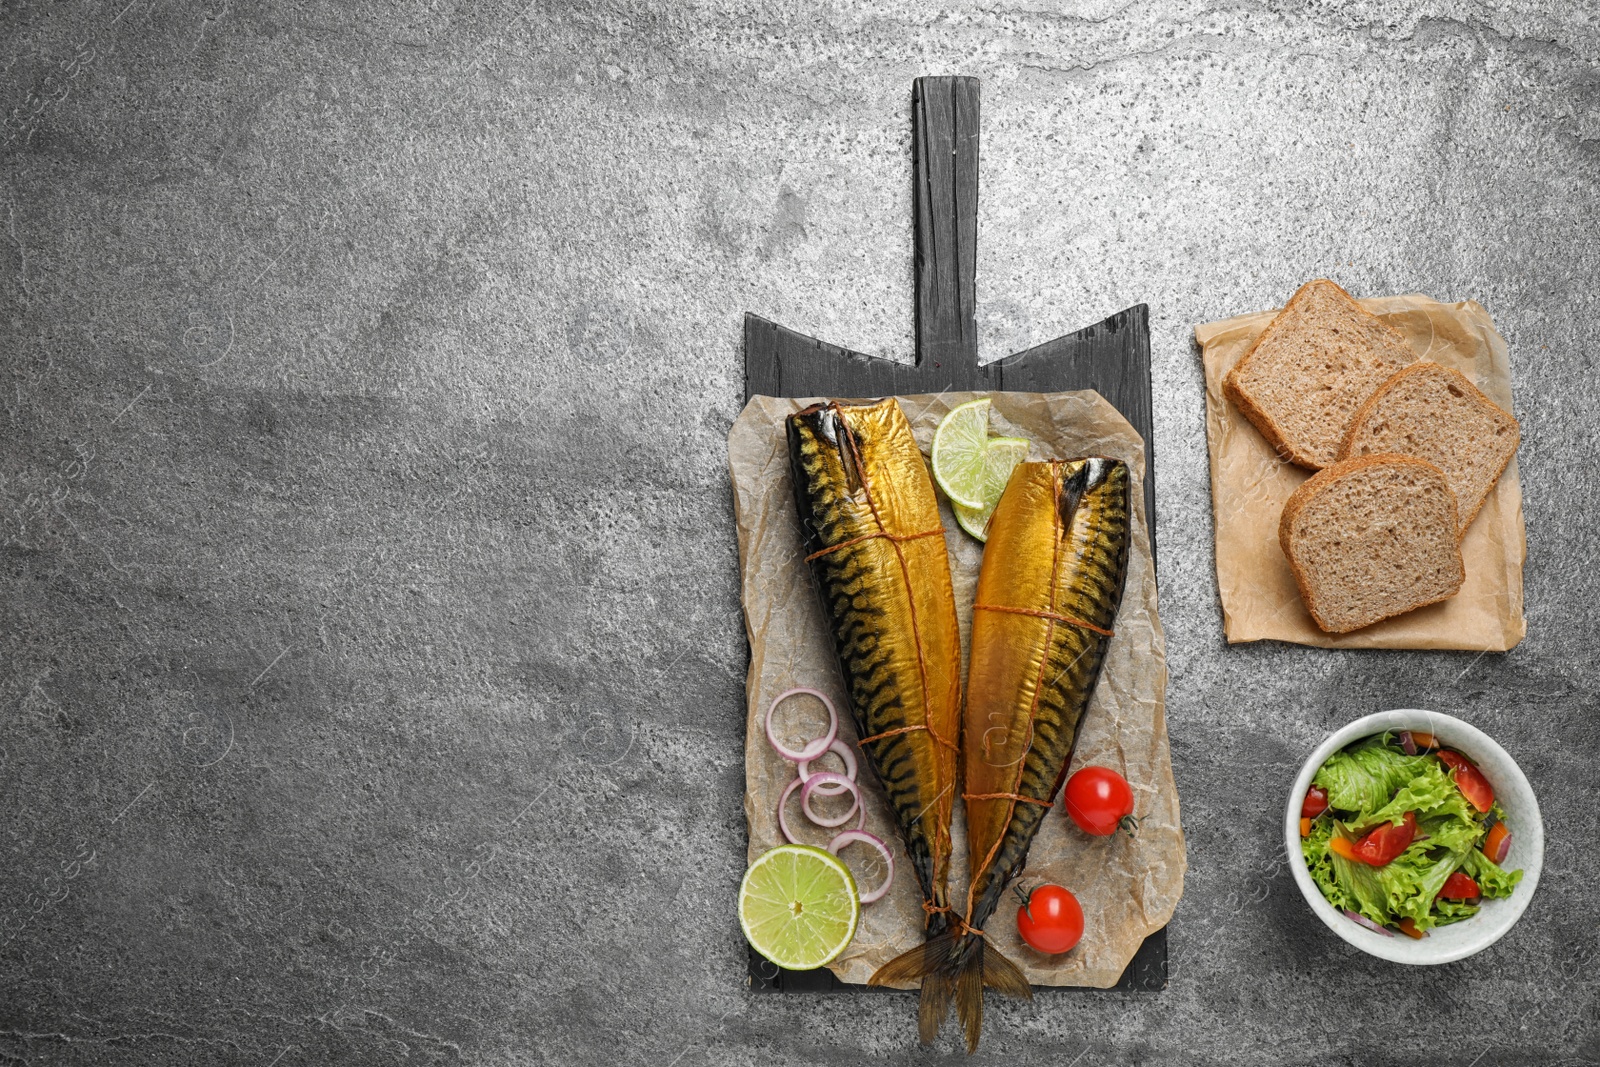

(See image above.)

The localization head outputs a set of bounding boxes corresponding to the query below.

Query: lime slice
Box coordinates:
[739,844,860,970]
[931,399,994,508]
[952,436,1029,542]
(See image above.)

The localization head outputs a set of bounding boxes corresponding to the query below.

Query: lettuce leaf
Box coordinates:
[1419,809,1484,854]
[1363,760,1475,830]
[1432,899,1481,926]
[1302,817,1347,912]
[1330,831,1462,930]
[1313,736,1435,817]
[1461,847,1524,898]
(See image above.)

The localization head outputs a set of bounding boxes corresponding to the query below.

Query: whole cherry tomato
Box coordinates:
[1015,884,1084,954]
[1063,767,1136,836]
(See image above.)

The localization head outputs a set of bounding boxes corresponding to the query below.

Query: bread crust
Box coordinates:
[1222,368,1307,467]
[1224,279,1414,470]
[1278,453,1465,634]
[1336,361,1521,533]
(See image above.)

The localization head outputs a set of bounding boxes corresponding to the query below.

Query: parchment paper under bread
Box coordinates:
[1196,293,1527,651]
[729,391,1185,988]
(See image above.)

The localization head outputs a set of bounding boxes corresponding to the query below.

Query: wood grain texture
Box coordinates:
[914,76,980,371]
[744,77,1163,993]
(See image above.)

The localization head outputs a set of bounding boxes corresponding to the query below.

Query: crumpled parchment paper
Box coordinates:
[1195,294,1527,651]
[729,391,1185,988]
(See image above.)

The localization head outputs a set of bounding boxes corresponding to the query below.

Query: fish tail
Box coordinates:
[954,937,1032,1054]
[869,933,1031,1052]
[918,956,957,1047]
[868,932,959,1045]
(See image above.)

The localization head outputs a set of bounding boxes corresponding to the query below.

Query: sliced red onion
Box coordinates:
[777,775,807,844]
[801,771,862,828]
[1399,731,1418,756]
[828,830,895,904]
[765,687,838,763]
[1343,909,1395,937]
[799,740,858,796]
[777,772,864,843]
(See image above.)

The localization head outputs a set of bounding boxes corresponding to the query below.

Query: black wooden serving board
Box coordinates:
[742,76,1166,993]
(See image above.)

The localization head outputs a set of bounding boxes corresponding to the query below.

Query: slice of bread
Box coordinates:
[1337,361,1520,535]
[1224,279,1416,469]
[1279,454,1464,634]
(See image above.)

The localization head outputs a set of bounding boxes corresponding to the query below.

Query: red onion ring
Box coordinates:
[777,772,864,843]
[801,771,862,828]
[1343,909,1395,937]
[798,740,858,796]
[828,830,895,904]
[764,688,838,763]
[777,776,806,844]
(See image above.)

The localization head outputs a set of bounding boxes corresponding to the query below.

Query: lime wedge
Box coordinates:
[931,399,994,509]
[952,436,1029,542]
[739,844,860,970]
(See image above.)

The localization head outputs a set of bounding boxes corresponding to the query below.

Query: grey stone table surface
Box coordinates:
[2,1,1597,1064]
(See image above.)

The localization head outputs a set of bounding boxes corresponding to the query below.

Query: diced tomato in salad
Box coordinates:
[1437,871,1480,901]
[1437,750,1494,812]
[1330,811,1418,867]
[1301,785,1329,819]
[1396,917,1427,939]
[1483,821,1512,864]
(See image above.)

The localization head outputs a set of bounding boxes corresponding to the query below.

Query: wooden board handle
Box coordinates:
[913,76,980,370]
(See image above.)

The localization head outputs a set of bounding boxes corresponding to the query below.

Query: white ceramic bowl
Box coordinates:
[1285,709,1543,964]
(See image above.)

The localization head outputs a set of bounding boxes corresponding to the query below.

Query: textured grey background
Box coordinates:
[2,1,1597,1064]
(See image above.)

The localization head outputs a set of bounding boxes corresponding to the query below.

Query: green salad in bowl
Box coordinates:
[1299,730,1523,939]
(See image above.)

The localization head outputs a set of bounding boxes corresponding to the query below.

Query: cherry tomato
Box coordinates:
[1331,812,1418,867]
[1015,884,1084,954]
[1063,767,1135,836]
[1437,751,1494,813]
[1437,871,1480,901]
[1483,821,1512,864]
[1302,785,1330,819]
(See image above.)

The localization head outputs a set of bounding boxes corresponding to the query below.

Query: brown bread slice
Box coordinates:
[1278,454,1464,633]
[1337,361,1520,535]
[1224,279,1416,469]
